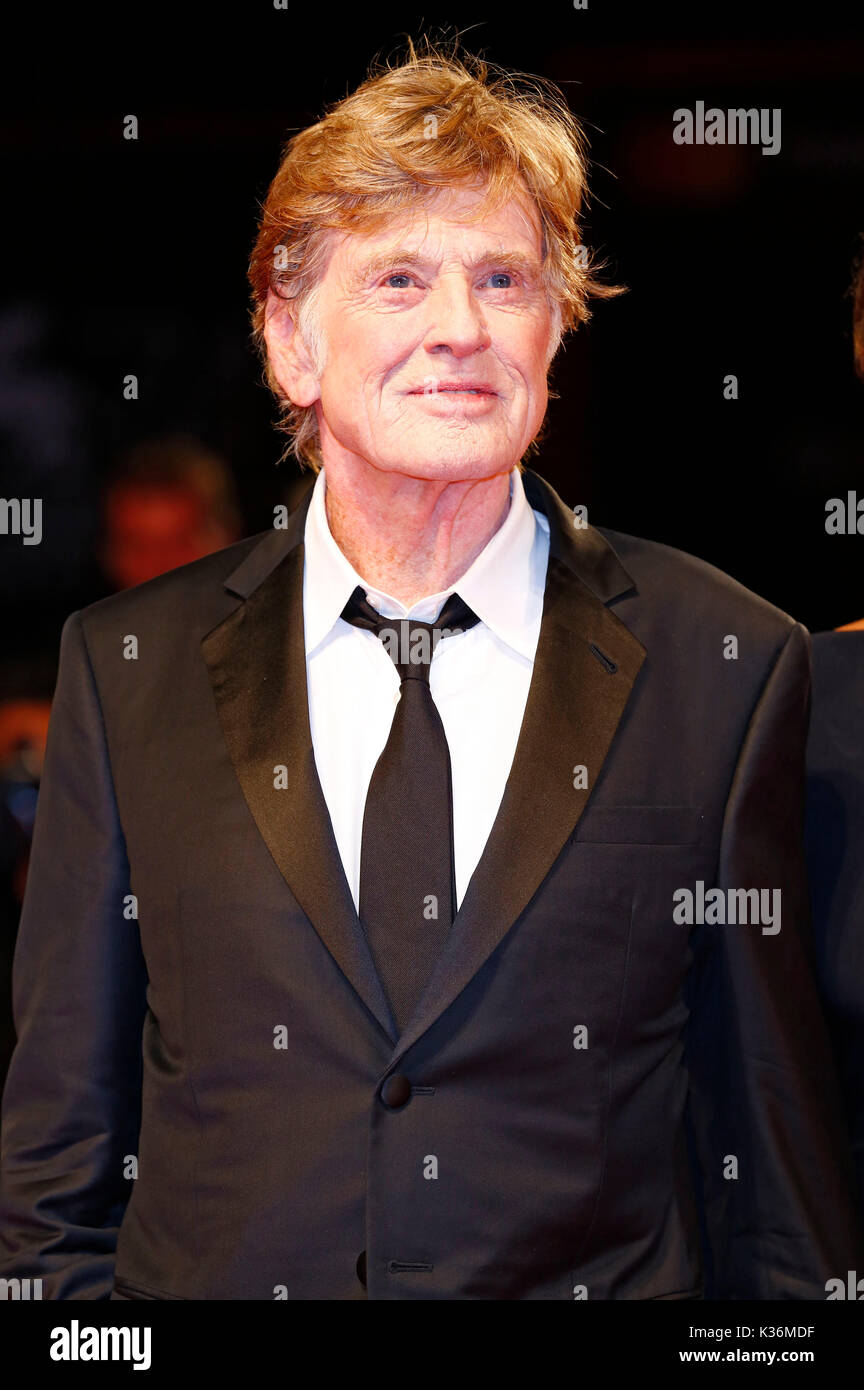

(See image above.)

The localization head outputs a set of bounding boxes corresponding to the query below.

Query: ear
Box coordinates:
[263,289,322,407]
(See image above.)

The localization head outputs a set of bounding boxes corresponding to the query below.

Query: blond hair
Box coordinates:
[248,37,623,469]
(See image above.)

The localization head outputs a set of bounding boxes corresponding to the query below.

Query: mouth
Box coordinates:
[408,382,498,396]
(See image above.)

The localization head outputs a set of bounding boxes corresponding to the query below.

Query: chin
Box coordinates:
[390,457,513,483]
[382,432,519,481]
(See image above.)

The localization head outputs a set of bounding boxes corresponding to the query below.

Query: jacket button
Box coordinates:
[380,1073,412,1109]
[356,1251,367,1287]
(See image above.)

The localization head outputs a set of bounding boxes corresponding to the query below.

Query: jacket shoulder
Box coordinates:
[597,526,802,643]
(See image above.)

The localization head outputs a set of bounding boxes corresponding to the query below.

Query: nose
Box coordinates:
[424,275,491,359]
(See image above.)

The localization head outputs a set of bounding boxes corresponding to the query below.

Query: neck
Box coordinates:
[321,456,513,610]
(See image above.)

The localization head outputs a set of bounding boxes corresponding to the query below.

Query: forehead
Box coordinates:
[329,185,544,272]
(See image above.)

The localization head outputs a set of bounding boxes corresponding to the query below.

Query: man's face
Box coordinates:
[277,186,556,481]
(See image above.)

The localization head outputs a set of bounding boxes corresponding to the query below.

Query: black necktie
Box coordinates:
[340,585,481,1033]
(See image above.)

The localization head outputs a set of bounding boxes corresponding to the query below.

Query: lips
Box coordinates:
[409,382,497,395]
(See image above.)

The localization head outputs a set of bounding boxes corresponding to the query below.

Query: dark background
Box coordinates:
[2,0,864,672]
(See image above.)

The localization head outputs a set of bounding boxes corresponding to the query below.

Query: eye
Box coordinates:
[383,273,416,289]
[486,272,515,289]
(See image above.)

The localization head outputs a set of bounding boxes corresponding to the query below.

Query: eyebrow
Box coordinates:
[350,248,543,284]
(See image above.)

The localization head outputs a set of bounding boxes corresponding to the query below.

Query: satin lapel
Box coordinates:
[201,486,397,1045]
[389,469,648,1067]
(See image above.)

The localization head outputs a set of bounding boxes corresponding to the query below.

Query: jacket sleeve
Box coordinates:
[684,620,864,1298]
[0,610,148,1299]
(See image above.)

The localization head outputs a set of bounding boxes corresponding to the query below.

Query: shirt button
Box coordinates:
[380,1073,412,1109]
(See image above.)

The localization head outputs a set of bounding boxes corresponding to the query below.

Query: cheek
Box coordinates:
[527,322,555,380]
[513,359,549,431]
[518,353,550,436]
[344,321,415,390]
[500,321,552,391]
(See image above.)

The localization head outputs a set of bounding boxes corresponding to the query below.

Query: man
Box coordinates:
[0,44,860,1301]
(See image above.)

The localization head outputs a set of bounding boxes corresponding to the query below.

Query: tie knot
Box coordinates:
[340,586,480,682]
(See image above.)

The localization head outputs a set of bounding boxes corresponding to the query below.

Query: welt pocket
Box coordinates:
[573,806,705,846]
[113,1276,186,1301]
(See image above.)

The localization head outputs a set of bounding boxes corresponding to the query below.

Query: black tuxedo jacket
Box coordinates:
[0,467,860,1300]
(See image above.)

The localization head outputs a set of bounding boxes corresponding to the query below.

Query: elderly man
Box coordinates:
[0,46,860,1302]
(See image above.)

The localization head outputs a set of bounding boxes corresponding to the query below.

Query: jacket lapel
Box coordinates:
[201,482,398,1045]
[388,469,647,1067]
[202,467,647,1063]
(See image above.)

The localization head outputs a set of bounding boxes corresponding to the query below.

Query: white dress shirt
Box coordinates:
[303,466,550,912]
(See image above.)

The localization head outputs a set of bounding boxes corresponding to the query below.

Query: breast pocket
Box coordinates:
[573,805,705,846]
[566,805,714,993]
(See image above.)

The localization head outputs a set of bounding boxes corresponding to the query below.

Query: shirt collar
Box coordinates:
[303,466,548,661]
